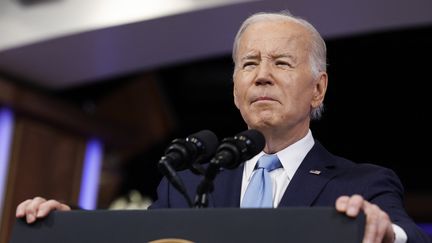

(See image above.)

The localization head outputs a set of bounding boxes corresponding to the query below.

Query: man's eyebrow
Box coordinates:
[272,53,296,60]
[240,54,259,62]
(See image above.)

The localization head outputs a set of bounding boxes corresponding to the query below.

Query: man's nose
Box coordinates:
[254,63,274,86]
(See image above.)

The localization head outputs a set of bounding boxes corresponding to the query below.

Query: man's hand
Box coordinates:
[336,194,395,243]
[16,197,71,224]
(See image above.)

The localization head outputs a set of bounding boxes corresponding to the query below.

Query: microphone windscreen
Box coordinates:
[186,129,219,162]
[237,129,265,159]
[234,129,265,161]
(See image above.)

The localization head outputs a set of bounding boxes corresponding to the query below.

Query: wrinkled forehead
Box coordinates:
[236,20,312,59]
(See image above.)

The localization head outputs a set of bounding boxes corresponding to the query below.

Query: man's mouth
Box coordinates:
[251,96,278,104]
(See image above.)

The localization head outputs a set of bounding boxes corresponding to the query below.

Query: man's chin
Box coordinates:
[248,119,277,131]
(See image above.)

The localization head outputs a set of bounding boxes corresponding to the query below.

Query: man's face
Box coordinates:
[233,20,326,133]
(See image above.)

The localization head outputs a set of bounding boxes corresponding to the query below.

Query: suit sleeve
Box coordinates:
[363,166,431,243]
[148,177,170,209]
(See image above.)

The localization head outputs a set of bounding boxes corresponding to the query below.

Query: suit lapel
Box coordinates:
[279,141,340,207]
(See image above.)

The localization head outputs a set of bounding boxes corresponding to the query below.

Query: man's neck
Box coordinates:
[260,124,310,154]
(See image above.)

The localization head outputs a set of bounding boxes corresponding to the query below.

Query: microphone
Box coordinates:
[208,129,265,169]
[159,129,219,171]
[194,129,265,208]
[158,129,218,207]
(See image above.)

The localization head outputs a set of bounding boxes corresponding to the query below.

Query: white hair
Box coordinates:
[232,11,327,120]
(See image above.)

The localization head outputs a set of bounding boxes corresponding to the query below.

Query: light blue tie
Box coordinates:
[241,154,282,208]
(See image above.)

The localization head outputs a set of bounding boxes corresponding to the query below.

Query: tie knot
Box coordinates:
[256,154,282,172]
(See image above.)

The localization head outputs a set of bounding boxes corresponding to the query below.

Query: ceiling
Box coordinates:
[0,0,432,89]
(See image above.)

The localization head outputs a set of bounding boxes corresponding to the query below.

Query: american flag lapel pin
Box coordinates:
[309,170,321,175]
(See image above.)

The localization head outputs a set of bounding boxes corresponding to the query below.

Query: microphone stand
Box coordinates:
[194,150,233,208]
[158,160,193,207]
[194,162,219,208]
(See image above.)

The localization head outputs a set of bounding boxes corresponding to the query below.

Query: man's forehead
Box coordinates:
[237,35,307,56]
[242,35,302,45]
[243,20,308,36]
[239,22,309,47]
[240,50,296,59]
[234,20,312,61]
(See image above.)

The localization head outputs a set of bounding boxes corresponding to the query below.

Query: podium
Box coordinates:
[9,207,364,243]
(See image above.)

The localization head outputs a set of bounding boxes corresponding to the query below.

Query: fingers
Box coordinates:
[24,197,46,223]
[363,201,380,243]
[362,201,394,243]
[37,200,71,218]
[335,194,364,217]
[336,195,394,243]
[16,199,32,218]
[15,197,71,224]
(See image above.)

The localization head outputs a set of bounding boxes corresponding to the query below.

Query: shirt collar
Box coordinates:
[243,130,315,181]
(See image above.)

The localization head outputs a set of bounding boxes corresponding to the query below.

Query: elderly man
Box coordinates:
[17,11,430,243]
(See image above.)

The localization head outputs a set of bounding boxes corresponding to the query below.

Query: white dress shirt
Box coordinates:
[239,130,407,243]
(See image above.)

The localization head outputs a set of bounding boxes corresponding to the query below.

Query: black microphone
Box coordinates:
[158,130,218,207]
[194,129,265,208]
[209,129,265,169]
[159,129,218,171]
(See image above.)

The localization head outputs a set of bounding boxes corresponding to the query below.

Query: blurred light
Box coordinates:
[0,107,14,226]
[418,223,432,236]
[78,139,103,210]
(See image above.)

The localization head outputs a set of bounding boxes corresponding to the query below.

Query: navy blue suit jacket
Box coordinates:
[150,141,431,242]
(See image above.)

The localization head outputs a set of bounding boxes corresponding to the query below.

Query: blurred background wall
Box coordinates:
[1,0,432,242]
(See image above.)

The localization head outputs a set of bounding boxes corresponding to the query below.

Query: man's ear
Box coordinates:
[311,72,328,108]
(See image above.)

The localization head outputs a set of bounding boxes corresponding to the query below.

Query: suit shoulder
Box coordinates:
[332,154,398,177]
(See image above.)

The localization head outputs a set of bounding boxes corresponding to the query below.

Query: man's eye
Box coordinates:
[276,61,291,67]
[243,62,257,69]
